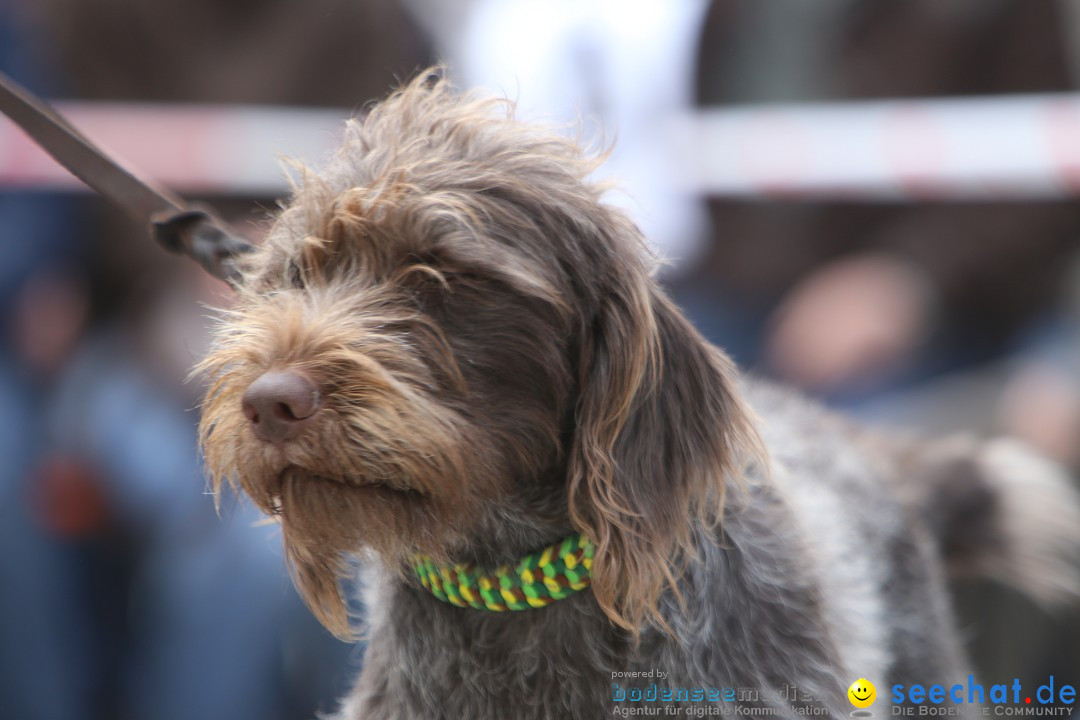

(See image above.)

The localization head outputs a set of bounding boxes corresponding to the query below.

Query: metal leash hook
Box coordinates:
[151,208,254,283]
[0,70,254,283]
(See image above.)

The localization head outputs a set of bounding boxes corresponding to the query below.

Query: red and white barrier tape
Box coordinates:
[0,101,348,195]
[669,93,1080,200]
[4,94,1080,200]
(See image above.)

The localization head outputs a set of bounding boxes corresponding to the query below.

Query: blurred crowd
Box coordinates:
[1,1,1078,719]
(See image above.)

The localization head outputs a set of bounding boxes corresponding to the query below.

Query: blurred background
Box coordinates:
[0,1,1077,718]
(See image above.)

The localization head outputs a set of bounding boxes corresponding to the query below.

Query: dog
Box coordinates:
[196,72,1080,719]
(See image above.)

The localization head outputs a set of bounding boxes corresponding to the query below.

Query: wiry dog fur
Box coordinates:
[198,73,1080,719]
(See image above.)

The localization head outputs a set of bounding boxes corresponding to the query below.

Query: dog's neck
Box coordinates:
[349,562,637,719]
[451,460,576,567]
[404,459,590,608]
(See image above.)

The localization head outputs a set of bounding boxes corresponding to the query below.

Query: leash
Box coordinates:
[0,70,253,282]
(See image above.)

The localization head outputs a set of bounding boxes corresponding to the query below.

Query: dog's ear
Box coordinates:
[567,231,761,636]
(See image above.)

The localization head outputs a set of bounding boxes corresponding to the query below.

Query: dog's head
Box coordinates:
[198,72,761,638]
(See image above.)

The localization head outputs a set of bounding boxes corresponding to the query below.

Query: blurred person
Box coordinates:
[997,254,1080,470]
[0,4,99,719]
[3,0,432,717]
[692,0,1080,404]
[40,259,357,720]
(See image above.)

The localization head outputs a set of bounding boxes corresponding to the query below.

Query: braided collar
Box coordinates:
[411,534,595,611]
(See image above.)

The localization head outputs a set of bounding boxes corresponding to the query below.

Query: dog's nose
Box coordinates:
[241,370,321,444]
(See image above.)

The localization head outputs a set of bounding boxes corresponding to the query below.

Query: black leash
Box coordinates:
[0,70,254,282]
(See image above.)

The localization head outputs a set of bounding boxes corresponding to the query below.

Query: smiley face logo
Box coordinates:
[848,678,876,708]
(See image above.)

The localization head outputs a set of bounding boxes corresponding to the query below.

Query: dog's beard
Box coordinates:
[199,360,501,638]
[207,428,489,637]
[276,464,428,636]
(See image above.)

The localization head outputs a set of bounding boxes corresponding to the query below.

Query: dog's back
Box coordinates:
[740,380,1080,711]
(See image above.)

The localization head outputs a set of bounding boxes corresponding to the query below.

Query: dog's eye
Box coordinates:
[287,261,305,290]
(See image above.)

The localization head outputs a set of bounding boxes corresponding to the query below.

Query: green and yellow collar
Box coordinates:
[411,534,594,611]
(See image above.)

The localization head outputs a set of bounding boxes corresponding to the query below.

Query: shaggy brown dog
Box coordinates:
[197,73,1079,719]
